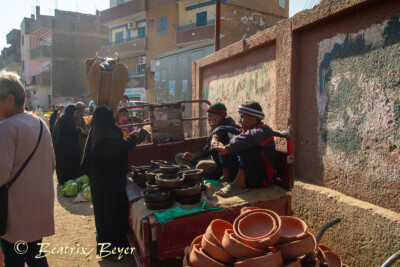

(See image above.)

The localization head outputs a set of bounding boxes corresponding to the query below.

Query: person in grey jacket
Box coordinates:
[212,101,277,197]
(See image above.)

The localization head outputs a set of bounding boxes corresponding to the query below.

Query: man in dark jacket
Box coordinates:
[175,102,239,180]
[212,101,277,197]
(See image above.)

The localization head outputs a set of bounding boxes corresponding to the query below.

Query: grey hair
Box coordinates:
[75,102,85,110]
[0,71,25,106]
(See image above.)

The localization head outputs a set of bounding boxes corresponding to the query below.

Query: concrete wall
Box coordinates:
[220,3,285,49]
[193,0,400,265]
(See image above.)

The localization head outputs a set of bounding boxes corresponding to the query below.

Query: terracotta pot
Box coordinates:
[160,164,181,173]
[146,170,162,183]
[155,174,184,189]
[183,169,204,181]
[174,193,202,205]
[143,189,171,203]
[201,235,234,264]
[318,245,330,252]
[221,229,266,259]
[233,251,283,267]
[145,196,173,210]
[179,165,191,171]
[173,181,202,197]
[237,212,276,240]
[284,258,302,267]
[146,180,159,190]
[151,160,167,166]
[240,206,261,214]
[205,219,233,247]
[190,244,230,267]
[183,246,191,267]
[324,251,342,267]
[278,216,308,244]
[234,209,282,249]
[273,232,316,261]
[132,172,147,188]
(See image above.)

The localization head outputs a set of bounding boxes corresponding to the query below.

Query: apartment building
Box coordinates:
[20,7,108,109]
[0,29,21,73]
[100,0,288,104]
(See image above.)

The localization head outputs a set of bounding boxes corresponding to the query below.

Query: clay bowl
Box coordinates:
[273,232,316,261]
[174,193,202,205]
[240,206,262,214]
[146,180,160,190]
[145,196,173,210]
[146,170,162,183]
[278,216,308,244]
[179,165,192,171]
[186,235,203,267]
[133,173,147,188]
[160,164,181,173]
[234,209,282,249]
[173,181,203,197]
[155,174,184,189]
[237,212,276,240]
[142,189,171,203]
[183,169,204,181]
[324,251,342,267]
[221,229,266,259]
[205,219,233,247]
[233,250,283,267]
[151,160,167,166]
[201,235,234,264]
[131,165,151,174]
[190,244,230,267]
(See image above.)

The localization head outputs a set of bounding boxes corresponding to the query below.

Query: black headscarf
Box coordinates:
[81,106,122,172]
[52,104,78,149]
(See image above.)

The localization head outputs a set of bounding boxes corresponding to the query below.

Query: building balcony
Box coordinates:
[5,53,21,67]
[31,46,52,62]
[176,20,215,46]
[100,0,145,24]
[100,36,146,58]
[31,71,50,87]
[6,29,21,45]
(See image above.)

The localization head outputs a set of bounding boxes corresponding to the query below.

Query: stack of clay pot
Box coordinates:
[173,169,204,205]
[183,207,342,267]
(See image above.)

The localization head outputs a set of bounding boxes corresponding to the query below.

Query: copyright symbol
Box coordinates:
[14,240,28,255]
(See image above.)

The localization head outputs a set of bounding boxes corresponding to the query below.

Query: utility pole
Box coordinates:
[215,0,220,51]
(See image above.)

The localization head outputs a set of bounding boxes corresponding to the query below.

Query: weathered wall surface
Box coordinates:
[294,4,400,212]
[292,180,400,266]
[220,3,284,49]
[193,0,400,265]
[202,43,277,128]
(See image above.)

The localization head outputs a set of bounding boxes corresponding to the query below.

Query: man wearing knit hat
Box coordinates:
[175,102,239,180]
[212,101,277,197]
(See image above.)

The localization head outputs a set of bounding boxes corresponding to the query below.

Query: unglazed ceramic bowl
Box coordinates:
[204,219,233,247]
[237,212,276,240]
[183,169,204,181]
[221,229,266,259]
[234,209,282,249]
[277,216,308,243]
[324,251,342,267]
[233,251,283,267]
[273,232,316,261]
[240,206,262,214]
[201,235,234,264]
[190,244,229,267]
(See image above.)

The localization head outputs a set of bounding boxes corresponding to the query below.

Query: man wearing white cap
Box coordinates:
[212,101,277,197]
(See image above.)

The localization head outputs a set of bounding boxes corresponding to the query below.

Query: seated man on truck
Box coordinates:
[212,101,277,197]
[175,102,239,181]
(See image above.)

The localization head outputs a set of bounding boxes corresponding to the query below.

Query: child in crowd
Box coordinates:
[116,108,134,138]
[212,101,277,197]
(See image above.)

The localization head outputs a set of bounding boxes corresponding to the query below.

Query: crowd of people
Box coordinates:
[0,70,277,266]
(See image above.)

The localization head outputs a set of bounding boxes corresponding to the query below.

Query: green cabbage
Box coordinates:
[82,186,92,201]
[62,182,79,197]
[81,183,89,192]
[75,175,89,186]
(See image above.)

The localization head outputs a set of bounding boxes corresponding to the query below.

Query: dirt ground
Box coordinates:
[44,174,137,267]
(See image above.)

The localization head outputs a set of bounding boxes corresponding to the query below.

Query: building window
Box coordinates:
[117,0,124,5]
[279,0,285,8]
[137,64,146,75]
[138,27,146,39]
[22,60,25,71]
[21,35,24,46]
[196,11,207,27]
[157,17,167,34]
[115,31,123,43]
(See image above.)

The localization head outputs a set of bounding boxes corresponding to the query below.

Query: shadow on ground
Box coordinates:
[56,184,94,216]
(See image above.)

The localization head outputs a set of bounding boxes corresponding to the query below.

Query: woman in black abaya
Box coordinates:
[81,106,138,261]
[52,104,82,185]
